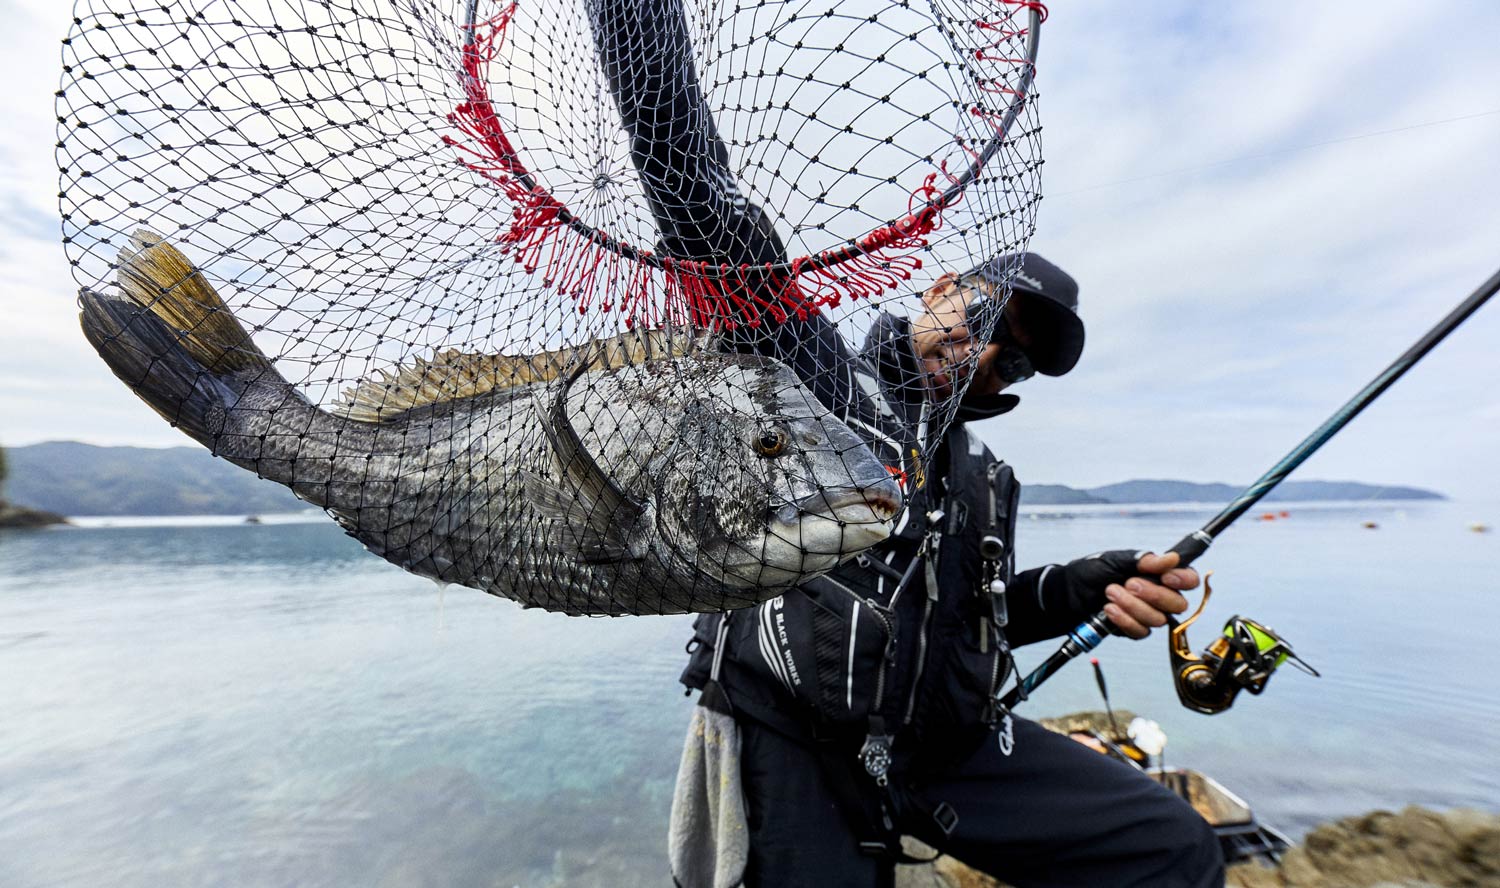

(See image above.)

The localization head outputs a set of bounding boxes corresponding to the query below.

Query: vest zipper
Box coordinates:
[903,522,943,726]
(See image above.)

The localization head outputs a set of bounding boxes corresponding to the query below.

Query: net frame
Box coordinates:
[58,0,1047,616]
[445,0,1044,330]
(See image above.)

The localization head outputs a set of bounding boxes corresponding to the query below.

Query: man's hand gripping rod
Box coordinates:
[1000,264,1500,712]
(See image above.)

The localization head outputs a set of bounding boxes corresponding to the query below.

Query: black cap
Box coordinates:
[963,252,1085,377]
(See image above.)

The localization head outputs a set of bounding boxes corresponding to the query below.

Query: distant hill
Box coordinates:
[1084,479,1444,504]
[6,442,306,517]
[1020,484,1110,505]
[4,442,1447,517]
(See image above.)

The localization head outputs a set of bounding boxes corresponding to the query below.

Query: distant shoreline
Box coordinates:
[1019,498,1456,514]
[0,502,67,529]
[37,498,1470,532]
[62,511,327,529]
[4,441,1450,519]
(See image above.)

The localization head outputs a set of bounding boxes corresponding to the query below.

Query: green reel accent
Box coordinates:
[1170,576,1319,715]
[1227,618,1290,668]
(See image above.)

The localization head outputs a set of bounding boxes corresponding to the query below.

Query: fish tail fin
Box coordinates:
[78,229,285,442]
[112,229,273,374]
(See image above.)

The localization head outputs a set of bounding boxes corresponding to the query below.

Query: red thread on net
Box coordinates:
[445,3,1032,331]
[973,2,1041,104]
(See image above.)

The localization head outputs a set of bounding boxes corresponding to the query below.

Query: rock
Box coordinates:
[900,806,1500,888]
[1035,709,1138,741]
[896,839,1000,888]
[0,501,67,528]
[1225,861,1283,888]
[1249,806,1500,887]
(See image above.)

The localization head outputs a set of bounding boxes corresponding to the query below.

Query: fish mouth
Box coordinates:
[776,478,903,528]
[719,479,903,589]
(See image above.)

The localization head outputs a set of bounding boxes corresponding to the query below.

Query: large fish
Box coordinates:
[78,231,902,615]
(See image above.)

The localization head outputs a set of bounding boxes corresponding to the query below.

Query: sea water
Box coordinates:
[1,501,1496,886]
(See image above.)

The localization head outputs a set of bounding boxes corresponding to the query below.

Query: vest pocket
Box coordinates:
[725,578,897,727]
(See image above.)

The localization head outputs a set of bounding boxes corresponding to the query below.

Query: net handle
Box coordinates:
[459,0,1043,280]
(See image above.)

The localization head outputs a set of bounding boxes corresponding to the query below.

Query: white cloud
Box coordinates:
[980,0,1500,501]
[2,0,1497,501]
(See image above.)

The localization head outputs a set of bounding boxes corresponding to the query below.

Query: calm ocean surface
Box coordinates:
[2,501,1496,887]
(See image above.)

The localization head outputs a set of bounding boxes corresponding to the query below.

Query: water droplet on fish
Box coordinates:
[432,579,449,631]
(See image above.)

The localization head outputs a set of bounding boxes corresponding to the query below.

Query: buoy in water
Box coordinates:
[1259,513,1277,521]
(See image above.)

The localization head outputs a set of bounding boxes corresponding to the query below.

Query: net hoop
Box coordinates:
[447,0,1045,328]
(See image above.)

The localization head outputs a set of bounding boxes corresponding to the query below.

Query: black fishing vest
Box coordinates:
[680,422,1022,772]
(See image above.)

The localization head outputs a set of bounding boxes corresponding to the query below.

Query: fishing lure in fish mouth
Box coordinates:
[1168,574,1319,716]
[77,230,903,616]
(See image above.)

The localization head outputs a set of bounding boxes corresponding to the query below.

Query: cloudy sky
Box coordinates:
[2,1,1497,501]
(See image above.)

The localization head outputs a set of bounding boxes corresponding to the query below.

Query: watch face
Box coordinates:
[861,738,893,777]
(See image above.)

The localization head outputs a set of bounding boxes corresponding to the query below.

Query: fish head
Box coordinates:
[651,356,903,590]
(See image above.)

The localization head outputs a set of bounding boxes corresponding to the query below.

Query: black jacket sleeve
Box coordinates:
[1003,550,1142,647]
[589,0,873,421]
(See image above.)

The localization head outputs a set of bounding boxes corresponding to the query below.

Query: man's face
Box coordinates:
[910,274,1035,402]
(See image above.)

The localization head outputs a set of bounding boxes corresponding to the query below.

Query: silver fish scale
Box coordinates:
[202,353,881,615]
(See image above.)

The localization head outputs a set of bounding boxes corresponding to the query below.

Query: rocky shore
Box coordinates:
[1225,806,1500,888]
[896,804,1500,887]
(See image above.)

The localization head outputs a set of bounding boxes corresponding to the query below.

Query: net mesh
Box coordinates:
[59,0,1045,615]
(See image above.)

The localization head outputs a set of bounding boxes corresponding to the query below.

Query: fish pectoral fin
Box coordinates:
[521,469,645,564]
[527,360,652,564]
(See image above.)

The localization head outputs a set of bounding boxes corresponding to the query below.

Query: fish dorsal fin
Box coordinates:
[333,328,711,423]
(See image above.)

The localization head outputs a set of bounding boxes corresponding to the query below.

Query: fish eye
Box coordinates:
[752,428,788,457]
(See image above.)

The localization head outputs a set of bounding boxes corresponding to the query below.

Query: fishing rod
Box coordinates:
[1000,263,1500,714]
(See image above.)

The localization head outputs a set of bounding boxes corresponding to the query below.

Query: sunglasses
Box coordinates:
[989,312,1036,384]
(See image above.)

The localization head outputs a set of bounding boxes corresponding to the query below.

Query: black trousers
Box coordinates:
[740,715,1225,888]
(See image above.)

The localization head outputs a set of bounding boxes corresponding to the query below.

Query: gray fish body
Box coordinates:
[79,232,901,615]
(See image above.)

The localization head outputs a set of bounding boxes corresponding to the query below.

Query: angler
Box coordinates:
[579,2,1225,882]
[672,255,1224,887]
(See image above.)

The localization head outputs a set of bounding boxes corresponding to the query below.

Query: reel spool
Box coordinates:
[1169,575,1320,715]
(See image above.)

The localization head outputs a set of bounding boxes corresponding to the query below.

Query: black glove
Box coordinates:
[1006,549,1144,646]
[1045,549,1148,620]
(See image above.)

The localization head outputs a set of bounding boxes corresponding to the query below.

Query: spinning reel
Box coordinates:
[1169,574,1319,715]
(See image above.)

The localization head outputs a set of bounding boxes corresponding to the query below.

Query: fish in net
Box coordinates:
[58,0,1046,615]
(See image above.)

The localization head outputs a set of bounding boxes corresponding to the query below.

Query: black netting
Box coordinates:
[59,0,1044,615]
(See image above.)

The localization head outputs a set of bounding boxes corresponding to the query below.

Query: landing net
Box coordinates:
[59,0,1045,615]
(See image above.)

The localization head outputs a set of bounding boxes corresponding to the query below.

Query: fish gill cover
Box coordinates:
[57,0,1045,615]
